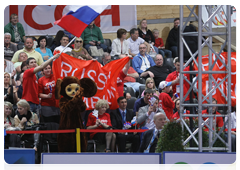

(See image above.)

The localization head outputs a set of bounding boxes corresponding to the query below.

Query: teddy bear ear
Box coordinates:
[79,78,97,97]
[55,78,63,99]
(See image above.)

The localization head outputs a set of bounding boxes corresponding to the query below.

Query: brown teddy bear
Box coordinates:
[55,76,97,152]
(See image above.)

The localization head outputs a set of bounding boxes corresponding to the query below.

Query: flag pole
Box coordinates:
[60,36,77,55]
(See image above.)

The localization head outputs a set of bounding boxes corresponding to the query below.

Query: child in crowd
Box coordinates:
[158,81,178,120]
[141,77,160,97]
[152,28,172,58]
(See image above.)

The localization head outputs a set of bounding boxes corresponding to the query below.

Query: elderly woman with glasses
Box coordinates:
[71,37,92,60]
[86,99,116,152]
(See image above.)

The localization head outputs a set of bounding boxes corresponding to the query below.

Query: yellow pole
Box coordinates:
[76,128,81,153]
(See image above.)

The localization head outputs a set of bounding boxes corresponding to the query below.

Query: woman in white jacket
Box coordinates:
[110,28,130,57]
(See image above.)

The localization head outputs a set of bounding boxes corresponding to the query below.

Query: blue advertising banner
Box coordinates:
[4,149,35,164]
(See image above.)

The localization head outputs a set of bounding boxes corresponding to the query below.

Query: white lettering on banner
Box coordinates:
[60,61,111,91]
[98,73,107,90]
[234,83,238,99]
[231,57,236,75]
[81,68,85,79]
[87,70,96,81]
[61,61,72,77]
[4,5,137,36]
[205,78,236,100]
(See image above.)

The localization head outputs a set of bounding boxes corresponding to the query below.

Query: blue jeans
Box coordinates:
[124,82,144,93]
[159,49,172,58]
[153,46,158,53]
[84,43,108,52]
[169,46,178,58]
[28,102,39,115]
[224,133,236,152]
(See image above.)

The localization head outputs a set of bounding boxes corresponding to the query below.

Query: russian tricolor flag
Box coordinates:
[54,5,108,37]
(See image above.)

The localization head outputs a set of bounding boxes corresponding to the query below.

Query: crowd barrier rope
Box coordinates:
[6,128,148,153]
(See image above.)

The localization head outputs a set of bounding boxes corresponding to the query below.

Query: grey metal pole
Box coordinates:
[227,5,232,153]
[208,5,213,151]
[179,5,184,131]
[197,5,203,152]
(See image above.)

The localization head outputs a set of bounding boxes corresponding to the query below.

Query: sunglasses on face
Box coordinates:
[76,40,82,43]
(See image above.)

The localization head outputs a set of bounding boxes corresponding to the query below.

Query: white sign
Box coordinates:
[42,153,161,164]
[163,152,236,164]
[202,5,236,28]
[4,5,137,36]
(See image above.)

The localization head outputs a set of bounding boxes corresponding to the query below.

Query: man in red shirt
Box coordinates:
[116,54,132,97]
[158,81,178,120]
[22,53,60,114]
[202,98,224,132]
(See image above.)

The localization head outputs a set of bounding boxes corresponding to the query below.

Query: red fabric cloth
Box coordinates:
[38,74,58,107]
[86,112,112,139]
[117,70,126,97]
[172,110,190,120]
[202,109,224,132]
[158,92,175,120]
[124,67,137,83]
[154,37,164,48]
[22,68,39,104]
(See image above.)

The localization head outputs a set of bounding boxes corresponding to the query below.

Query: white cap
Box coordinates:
[159,81,172,90]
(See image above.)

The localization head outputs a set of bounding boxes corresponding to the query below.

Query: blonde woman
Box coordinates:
[14,99,39,151]
[141,77,160,97]
[4,101,21,148]
[4,72,19,104]
[4,101,15,129]
[138,18,158,53]
[71,37,92,60]
[86,99,116,152]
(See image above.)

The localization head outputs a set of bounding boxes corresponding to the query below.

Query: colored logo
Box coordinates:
[170,163,193,170]
[198,162,221,170]
[170,162,238,170]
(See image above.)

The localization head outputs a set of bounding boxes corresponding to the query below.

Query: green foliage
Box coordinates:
[155,119,184,153]
[213,129,227,149]
[183,118,209,148]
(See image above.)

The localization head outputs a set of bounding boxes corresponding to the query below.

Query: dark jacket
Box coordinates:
[138,28,155,43]
[139,129,160,153]
[110,108,135,130]
[166,27,178,48]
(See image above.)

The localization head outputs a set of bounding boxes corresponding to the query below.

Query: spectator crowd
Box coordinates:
[4,14,235,161]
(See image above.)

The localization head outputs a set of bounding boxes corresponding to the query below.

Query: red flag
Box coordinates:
[194,52,236,106]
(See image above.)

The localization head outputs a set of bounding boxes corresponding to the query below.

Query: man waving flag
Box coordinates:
[54,5,108,37]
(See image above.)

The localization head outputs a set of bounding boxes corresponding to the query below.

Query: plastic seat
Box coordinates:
[39,122,59,153]
[138,85,146,98]
[46,35,54,48]
[104,39,112,53]
[127,97,137,110]
[164,57,175,70]
[17,42,25,50]
[111,55,120,60]
[124,86,135,97]
[135,77,146,84]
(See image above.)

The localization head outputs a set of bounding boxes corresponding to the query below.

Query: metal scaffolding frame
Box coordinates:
[179,5,232,152]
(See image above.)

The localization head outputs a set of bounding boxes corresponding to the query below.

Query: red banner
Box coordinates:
[52,53,130,110]
[194,52,236,106]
